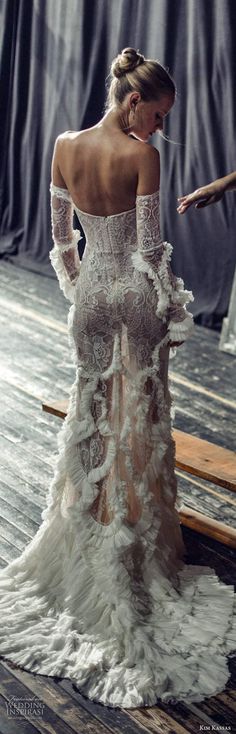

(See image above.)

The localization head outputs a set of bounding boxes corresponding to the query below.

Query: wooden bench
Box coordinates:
[42,399,236,549]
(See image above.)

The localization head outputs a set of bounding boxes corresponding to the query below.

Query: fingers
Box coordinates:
[177,199,198,214]
[177,192,210,214]
[177,204,188,214]
[177,195,197,214]
[177,187,209,212]
[176,197,189,213]
[177,185,225,214]
[177,189,204,203]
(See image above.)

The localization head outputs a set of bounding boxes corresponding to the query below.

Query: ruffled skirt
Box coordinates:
[0,297,235,708]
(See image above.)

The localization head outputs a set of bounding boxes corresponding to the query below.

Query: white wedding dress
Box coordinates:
[0,183,235,708]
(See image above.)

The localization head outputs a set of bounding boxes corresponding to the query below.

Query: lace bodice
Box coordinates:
[74,205,137,255]
[49,183,194,343]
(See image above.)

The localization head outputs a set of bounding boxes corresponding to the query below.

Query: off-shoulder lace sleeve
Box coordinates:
[49,182,82,302]
[132,190,194,343]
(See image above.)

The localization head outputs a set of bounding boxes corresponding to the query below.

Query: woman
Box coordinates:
[0,48,235,709]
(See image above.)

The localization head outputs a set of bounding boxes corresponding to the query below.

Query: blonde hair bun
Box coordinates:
[106,48,176,109]
[111,48,145,78]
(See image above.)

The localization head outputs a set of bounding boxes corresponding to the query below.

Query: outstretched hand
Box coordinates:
[177,180,225,214]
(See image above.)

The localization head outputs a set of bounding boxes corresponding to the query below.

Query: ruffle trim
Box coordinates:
[168,314,194,342]
[0,509,235,709]
[131,246,194,342]
[41,321,177,550]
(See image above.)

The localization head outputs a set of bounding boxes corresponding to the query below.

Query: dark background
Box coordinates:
[0,0,235,329]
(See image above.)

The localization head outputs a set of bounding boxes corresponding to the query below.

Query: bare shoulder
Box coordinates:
[52,133,67,157]
[54,130,82,150]
[51,133,74,186]
[54,129,94,155]
[52,131,80,169]
[135,142,160,166]
[136,144,160,195]
[57,130,78,139]
[51,129,91,187]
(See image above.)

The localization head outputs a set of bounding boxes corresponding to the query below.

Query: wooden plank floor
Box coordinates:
[0,260,235,733]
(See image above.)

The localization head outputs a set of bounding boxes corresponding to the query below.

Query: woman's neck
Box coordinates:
[98,106,132,136]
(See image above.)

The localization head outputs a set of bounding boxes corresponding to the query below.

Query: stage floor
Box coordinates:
[0,260,235,733]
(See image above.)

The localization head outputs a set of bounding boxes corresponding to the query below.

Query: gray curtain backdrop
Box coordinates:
[0,0,236,327]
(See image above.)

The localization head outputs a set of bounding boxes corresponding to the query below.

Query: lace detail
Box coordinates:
[0,184,235,710]
[46,184,208,581]
[136,190,163,256]
[49,183,82,302]
[133,191,194,340]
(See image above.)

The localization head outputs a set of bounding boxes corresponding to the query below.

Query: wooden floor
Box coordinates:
[0,259,235,733]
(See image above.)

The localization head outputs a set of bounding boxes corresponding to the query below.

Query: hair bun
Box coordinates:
[111,47,145,78]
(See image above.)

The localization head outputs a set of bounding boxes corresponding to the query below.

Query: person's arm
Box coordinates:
[133,147,194,346]
[49,139,82,302]
[177,171,236,214]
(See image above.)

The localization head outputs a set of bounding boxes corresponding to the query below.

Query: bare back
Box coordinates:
[52,126,160,216]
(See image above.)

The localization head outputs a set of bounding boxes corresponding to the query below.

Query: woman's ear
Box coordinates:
[129,92,141,109]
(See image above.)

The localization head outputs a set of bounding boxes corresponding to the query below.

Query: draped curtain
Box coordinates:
[0,0,236,327]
